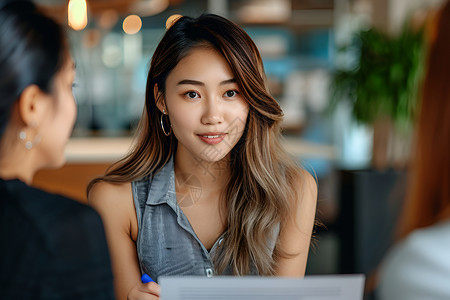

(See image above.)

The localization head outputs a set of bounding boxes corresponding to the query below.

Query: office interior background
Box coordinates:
[31,0,446,297]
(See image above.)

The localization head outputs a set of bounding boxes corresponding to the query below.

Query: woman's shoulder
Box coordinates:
[291,168,317,207]
[33,189,105,238]
[44,199,107,252]
[297,168,317,189]
[416,219,450,238]
[4,179,96,224]
[88,180,137,236]
[88,180,133,206]
[285,167,317,237]
[0,183,113,296]
[5,183,108,252]
[396,221,450,259]
[378,221,450,299]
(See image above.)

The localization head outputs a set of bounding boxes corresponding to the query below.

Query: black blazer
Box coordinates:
[0,178,115,299]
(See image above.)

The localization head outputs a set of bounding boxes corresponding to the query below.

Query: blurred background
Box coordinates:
[30,0,446,298]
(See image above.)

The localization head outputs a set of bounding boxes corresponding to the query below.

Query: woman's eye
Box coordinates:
[186,91,199,99]
[224,90,238,98]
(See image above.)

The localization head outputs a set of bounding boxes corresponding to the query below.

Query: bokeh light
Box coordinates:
[123,15,142,35]
[68,0,87,31]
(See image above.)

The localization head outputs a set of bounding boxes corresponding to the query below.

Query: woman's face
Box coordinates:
[161,47,249,163]
[37,57,77,168]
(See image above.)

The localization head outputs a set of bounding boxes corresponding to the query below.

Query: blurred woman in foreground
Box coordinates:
[377,1,450,299]
[0,1,115,298]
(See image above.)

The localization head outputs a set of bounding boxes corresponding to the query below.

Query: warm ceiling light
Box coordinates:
[131,0,169,17]
[68,0,88,31]
[166,14,182,29]
[123,15,142,35]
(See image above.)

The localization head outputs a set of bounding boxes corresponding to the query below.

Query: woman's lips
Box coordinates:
[197,133,227,145]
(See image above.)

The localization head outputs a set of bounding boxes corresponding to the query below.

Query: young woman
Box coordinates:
[0,1,115,298]
[89,14,317,299]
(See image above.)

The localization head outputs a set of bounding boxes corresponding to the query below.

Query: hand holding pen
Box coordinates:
[141,274,154,283]
[127,273,160,300]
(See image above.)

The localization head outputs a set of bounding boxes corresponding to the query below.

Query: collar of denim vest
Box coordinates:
[144,156,212,254]
[145,156,178,213]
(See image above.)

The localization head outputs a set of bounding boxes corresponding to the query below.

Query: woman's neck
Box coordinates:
[174,151,231,194]
[0,142,36,185]
[0,160,34,184]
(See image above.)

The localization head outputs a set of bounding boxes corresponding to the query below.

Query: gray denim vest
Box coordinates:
[132,157,278,282]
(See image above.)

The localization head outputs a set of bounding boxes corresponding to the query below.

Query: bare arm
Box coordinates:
[88,181,159,299]
[275,170,318,277]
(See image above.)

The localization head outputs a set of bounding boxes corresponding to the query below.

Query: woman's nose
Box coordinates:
[201,97,224,125]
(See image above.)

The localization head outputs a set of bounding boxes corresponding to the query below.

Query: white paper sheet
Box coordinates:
[159,274,365,300]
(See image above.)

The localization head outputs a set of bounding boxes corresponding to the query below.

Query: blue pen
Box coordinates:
[141,273,154,283]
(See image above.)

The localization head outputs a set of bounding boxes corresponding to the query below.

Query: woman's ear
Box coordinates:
[154,84,166,113]
[18,85,49,126]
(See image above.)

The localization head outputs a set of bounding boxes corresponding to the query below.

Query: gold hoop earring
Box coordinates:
[160,109,172,136]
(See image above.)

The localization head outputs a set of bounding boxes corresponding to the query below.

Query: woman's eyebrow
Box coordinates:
[219,78,236,86]
[177,79,204,86]
[177,78,236,86]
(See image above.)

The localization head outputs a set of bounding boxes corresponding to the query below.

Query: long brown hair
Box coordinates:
[88,14,309,275]
[397,1,450,239]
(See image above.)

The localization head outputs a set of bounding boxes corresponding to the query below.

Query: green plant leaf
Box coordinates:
[330,24,426,129]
